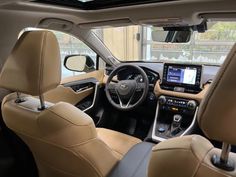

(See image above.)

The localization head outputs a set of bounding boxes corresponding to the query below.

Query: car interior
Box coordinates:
[1,0,236,177]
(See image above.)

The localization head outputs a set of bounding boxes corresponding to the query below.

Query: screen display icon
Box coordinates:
[167,66,197,85]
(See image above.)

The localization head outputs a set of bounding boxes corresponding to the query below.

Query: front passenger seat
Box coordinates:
[0,31,140,177]
[148,44,236,177]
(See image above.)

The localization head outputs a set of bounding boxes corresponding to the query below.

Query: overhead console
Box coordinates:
[161,63,202,94]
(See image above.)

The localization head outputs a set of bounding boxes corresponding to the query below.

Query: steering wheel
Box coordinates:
[105,64,149,111]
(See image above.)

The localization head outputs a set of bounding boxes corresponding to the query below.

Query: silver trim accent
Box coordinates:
[152,103,167,142]
[83,82,99,112]
[151,101,199,142]
[115,88,136,108]
[39,94,46,109]
[180,107,198,136]
[220,143,231,163]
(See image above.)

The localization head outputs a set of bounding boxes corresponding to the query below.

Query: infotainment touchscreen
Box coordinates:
[167,66,197,85]
[162,64,202,88]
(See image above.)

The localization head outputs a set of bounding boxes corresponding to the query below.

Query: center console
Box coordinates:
[152,63,202,142]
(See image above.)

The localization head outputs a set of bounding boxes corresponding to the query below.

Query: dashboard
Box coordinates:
[115,62,219,85]
[104,62,220,142]
[116,66,159,87]
[106,62,220,102]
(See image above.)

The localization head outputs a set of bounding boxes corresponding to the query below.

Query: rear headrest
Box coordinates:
[198,43,236,145]
[0,31,61,96]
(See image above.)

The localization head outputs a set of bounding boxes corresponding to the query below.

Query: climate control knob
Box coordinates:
[187,100,197,110]
[158,96,167,105]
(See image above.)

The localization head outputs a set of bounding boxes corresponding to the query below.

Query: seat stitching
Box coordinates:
[72,139,118,176]
[190,137,214,177]
[45,106,94,127]
[97,128,141,144]
[152,147,191,152]
[12,130,104,177]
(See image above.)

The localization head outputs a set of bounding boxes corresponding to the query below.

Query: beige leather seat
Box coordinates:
[0,31,141,177]
[148,44,236,177]
[97,128,141,159]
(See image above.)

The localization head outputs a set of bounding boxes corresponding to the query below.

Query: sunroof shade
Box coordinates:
[34,0,177,10]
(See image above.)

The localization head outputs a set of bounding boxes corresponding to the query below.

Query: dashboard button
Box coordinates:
[158,127,165,133]
[159,96,166,105]
[187,100,197,110]
[174,87,185,92]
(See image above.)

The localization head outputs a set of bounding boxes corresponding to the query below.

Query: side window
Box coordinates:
[20,28,97,79]
[52,31,97,79]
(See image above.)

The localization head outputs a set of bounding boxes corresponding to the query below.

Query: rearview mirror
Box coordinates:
[64,55,95,72]
[152,30,192,43]
[151,30,169,42]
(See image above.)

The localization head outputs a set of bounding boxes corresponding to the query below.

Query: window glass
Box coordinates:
[53,31,97,78]
[93,21,236,65]
[20,28,97,79]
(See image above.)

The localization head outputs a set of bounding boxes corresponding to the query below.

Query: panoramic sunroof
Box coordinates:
[34,0,177,10]
[78,0,94,2]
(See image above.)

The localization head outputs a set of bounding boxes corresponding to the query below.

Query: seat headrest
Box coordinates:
[198,43,236,145]
[0,31,61,96]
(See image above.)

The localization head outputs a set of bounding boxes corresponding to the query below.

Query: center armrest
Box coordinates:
[108,142,154,177]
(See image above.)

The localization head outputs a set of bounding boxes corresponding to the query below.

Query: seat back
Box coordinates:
[0,31,118,177]
[149,135,236,177]
[148,44,236,177]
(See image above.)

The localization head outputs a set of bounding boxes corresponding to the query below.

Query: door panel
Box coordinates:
[44,70,104,110]
[61,70,105,84]
[44,85,94,105]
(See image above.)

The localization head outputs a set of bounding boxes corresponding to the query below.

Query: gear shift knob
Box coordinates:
[173,114,182,124]
[170,114,182,136]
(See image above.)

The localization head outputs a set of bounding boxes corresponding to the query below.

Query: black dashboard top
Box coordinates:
[116,66,159,86]
[106,62,219,94]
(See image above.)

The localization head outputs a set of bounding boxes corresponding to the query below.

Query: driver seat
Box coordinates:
[0,31,141,177]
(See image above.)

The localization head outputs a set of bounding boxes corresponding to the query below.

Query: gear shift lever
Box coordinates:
[170,114,182,136]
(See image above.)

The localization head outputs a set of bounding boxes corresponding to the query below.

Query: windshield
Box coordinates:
[93,21,236,65]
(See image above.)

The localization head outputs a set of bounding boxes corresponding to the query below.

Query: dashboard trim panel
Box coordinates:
[154,80,210,103]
